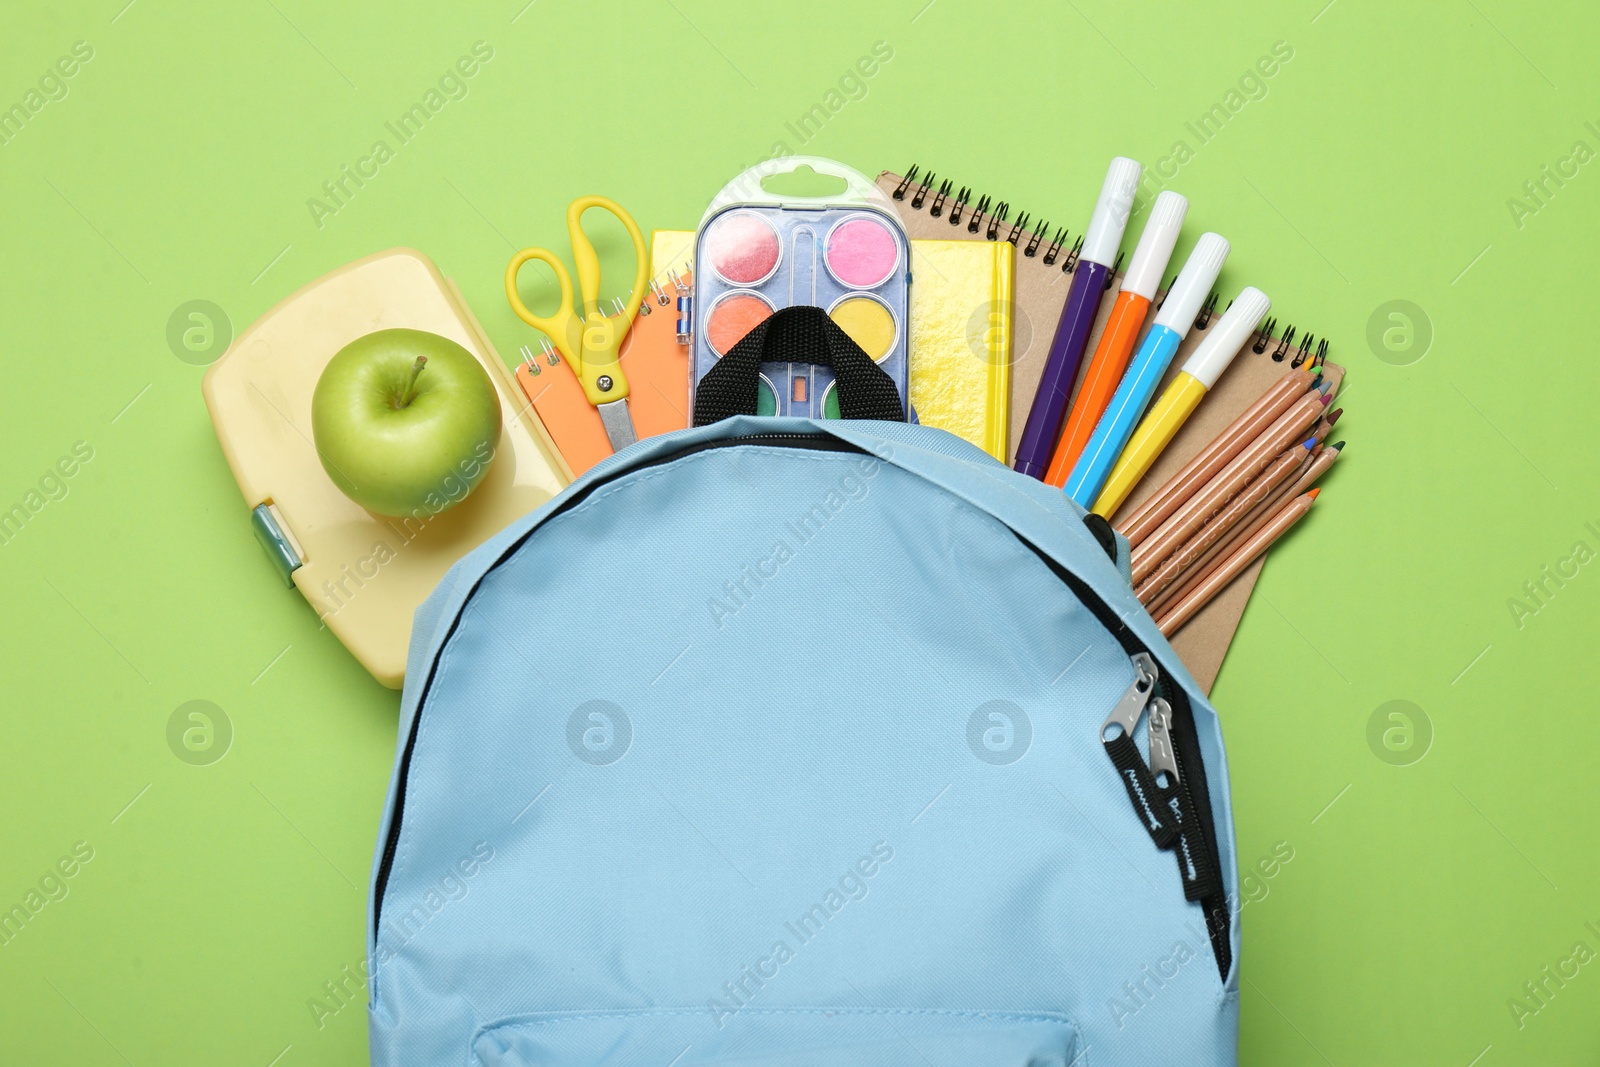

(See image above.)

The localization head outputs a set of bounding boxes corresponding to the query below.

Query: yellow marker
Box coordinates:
[1092,287,1270,517]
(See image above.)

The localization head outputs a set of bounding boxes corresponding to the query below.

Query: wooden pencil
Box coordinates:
[1117,366,1316,544]
[1154,489,1321,636]
[1130,388,1330,583]
[1135,442,1308,605]
[1149,441,1343,616]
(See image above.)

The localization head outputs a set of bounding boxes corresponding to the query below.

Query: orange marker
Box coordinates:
[1045,190,1187,486]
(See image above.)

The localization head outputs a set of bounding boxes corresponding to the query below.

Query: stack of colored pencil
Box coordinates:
[1116,360,1345,636]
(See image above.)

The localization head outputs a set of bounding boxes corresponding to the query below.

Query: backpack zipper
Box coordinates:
[372,431,1231,981]
[1099,654,1179,850]
[1102,662,1222,904]
[1147,694,1222,899]
[1025,543,1232,980]
[1146,696,1179,789]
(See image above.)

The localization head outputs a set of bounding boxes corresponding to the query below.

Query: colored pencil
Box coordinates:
[1149,441,1343,616]
[1117,365,1315,544]
[1143,443,1316,616]
[1155,489,1321,636]
[1135,437,1305,605]
[1130,385,1329,582]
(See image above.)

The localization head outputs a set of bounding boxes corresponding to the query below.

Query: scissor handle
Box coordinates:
[504,247,579,361]
[567,195,649,324]
[505,197,651,407]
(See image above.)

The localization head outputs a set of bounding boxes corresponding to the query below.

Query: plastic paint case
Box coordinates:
[691,157,911,419]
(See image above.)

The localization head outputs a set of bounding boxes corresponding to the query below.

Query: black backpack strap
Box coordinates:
[692,305,906,426]
[1081,512,1120,564]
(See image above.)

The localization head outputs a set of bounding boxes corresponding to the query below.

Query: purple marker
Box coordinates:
[1014,157,1142,478]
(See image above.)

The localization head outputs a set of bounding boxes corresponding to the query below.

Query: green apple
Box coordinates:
[311,329,501,518]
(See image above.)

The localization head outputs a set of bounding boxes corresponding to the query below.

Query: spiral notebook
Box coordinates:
[878,169,1088,461]
[513,253,692,478]
[880,167,1344,693]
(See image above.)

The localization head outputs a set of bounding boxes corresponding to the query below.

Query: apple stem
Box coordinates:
[399,355,427,408]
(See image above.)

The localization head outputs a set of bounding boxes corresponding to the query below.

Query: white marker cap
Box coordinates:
[1181,286,1271,388]
[1080,157,1143,268]
[1152,232,1229,334]
[1119,191,1188,300]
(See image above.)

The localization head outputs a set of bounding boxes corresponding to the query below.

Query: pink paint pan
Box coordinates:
[823,213,900,289]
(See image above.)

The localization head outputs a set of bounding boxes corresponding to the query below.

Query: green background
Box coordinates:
[2,0,1596,1063]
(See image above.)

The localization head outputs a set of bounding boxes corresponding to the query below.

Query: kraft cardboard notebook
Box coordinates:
[880,168,1343,693]
[879,170,1084,461]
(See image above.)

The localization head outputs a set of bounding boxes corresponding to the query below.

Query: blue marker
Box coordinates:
[1064,232,1230,507]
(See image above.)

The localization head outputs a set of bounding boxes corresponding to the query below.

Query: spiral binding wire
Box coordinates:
[1060,236,1084,272]
[969,196,992,233]
[951,187,973,226]
[1225,317,1325,367]
[895,165,1062,267]
[519,340,561,375]
[1253,324,1324,368]
[1272,325,1297,361]
[892,165,1333,365]
[1251,318,1278,353]
[1023,222,1048,258]
[986,203,1008,240]
[1104,251,1125,291]
[1006,211,1029,245]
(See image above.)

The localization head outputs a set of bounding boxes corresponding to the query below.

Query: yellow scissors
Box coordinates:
[505,195,649,451]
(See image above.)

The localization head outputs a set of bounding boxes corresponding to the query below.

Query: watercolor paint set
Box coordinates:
[690,158,911,419]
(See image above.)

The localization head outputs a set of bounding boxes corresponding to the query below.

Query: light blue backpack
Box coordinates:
[367,320,1240,1064]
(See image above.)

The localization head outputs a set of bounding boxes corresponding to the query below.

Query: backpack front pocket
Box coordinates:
[473,1007,1080,1066]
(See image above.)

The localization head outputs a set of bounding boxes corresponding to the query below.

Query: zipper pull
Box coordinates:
[1171,805,1222,902]
[1146,695,1189,841]
[1100,652,1158,741]
[1147,696,1223,902]
[1146,696,1179,789]
[1100,654,1178,849]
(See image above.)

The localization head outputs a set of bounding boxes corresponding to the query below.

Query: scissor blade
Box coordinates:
[597,399,638,452]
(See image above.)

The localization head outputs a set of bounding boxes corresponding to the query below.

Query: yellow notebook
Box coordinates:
[652,229,694,278]
[907,239,1012,459]
[654,230,1012,457]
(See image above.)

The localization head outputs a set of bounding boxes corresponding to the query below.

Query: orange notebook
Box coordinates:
[514,270,691,477]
